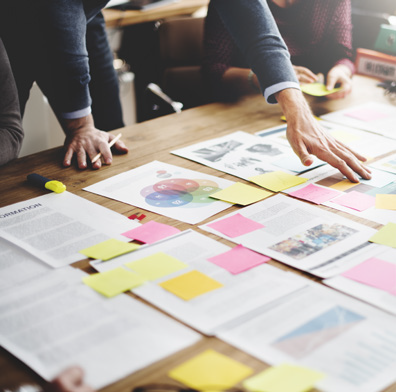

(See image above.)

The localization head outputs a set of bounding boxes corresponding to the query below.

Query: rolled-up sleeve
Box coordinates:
[211,0,300,103]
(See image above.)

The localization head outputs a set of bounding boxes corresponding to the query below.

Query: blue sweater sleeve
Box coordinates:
[210,0,299,103]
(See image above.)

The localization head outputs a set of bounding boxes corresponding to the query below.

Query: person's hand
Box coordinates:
[293,65,318,84]
[49,367,94,392]
[276,88,371,183]
[325,64,352,99]
[62,114,128,169]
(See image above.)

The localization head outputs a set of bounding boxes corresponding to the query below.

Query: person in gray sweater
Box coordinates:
[0,38,24,166]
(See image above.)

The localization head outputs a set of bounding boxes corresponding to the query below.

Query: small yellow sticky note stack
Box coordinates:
[375,194,396,210]
[243,364,325,392]
[125,252,188,281]
[169,349,253,389]
[301,82,341,97]
[79,239,140,261]
[159,270,223,300]
[83,267,144,297]
[369,222,396,248]
[210,182,273,205]
[249,171,307,192]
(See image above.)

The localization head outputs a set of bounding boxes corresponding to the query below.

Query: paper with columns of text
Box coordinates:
[0,192,139,268]
[200,194,376,278]
[219,278,396,392]
[0,267,200,389]
[91,230,307,335]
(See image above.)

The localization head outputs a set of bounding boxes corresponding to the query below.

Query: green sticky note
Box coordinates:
[125,252,188,280]
[83,267,144,297]
[169,349,253,389]
[249,171,308,192]
[210,182,273,205]
[159,270,223,300]
[79,239,140,261]
[369,223,396,248]
[301,82,341,96]
[243,364,325,392]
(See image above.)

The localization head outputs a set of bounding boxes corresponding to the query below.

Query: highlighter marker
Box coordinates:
[27,173,66,193]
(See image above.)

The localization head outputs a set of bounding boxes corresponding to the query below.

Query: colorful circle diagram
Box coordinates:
[141,178,221,208]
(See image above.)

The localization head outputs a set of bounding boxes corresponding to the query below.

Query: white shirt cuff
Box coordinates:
[264,82,301,104]
[61,106,92,120]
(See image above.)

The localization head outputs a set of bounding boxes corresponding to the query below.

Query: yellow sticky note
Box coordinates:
[159,270,223,300]
[330,129,360,144]
[125,252,188,280]
[79,239,140,261]
[301,82,341,97]
[169,349,253,389]
[369,223,396,248]
[249,171,307,192]
[210,183,273,205]
[329,179,358,192]
[83,267,144,297]
[375,194,396,210]
[243,364,325,392]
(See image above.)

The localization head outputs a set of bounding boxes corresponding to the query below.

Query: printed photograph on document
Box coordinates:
[83,161,234,224]
[200,194,376,278]
[271,305,365,359]
[192,140,243,162]
[217,282,396,392]
[172,131,292,180]
[269,224,358,260]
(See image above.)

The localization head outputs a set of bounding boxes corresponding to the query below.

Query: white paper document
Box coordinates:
[91,230,307,335]
[0,267,200,389]
[0,237,50,292]
[218,280,396,392]
[370,152,396,175]
[285,165,396,225]
[172,130,324,178]
[324,244,396,316]
[200,194,376,278]
[83,161,234,224]
[0,192,139,268]
[320,102,396,139]
[256,122,396,160]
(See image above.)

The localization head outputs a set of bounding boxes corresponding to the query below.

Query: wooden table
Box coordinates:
[103,0,209,28]
[0,75,395,392]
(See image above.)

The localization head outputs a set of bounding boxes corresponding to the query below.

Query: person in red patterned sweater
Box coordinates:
[203,0,355,101]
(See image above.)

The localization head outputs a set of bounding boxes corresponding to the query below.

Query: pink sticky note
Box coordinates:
[345,108,389,122]
[208,213,265,238]
[342,257,396,293]
[331,191,375,212]
[289,183,340,205]
[122,221,180,244]
[208,245,270,274]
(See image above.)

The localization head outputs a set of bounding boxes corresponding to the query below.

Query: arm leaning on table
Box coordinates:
[0,38,24,166]
[210,0,371,183]
[37,0,128,170]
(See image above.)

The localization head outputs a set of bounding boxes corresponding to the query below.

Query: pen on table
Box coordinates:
[27,173,66,193]
[91,133,122,164]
